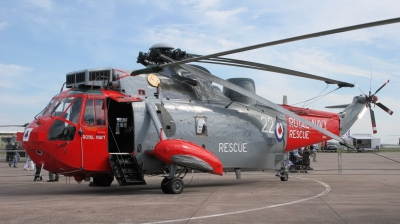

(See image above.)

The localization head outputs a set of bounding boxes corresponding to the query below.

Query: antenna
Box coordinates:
[369,64,372,95]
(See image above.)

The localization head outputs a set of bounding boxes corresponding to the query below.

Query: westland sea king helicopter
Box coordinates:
[4,17,398,194]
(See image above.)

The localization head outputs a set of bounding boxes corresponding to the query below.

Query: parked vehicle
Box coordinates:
[326,144,338,150]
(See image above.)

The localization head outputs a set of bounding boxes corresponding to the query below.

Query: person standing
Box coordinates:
[48,172,59,182]
[8,143,20,168]
[312,143,318,162]
[34,164,42,181]
[302,146,311,173]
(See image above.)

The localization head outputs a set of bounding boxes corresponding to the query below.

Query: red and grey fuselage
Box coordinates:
[20,67,344,181]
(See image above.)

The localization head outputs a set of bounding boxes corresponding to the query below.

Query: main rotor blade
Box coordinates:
[368,103,377,134]
[325,104,350,109]
[159,17,400,69]
[195,56,354,87]
[161,55,343,142]
[372,79,390,96]
[0,125,26,127]
[376,102,394,115]
[355,82,367,97]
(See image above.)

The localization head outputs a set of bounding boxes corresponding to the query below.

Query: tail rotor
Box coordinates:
[355,79,393,134]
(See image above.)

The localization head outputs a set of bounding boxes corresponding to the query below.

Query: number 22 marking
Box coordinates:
[261,116,274,133]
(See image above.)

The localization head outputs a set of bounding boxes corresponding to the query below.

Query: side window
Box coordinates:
[84,99,105,125]
[84,99,95,125]
[195,117,207,136]
[95,99,105,125]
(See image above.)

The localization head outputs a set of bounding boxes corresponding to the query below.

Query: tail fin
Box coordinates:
[326,96,367,136]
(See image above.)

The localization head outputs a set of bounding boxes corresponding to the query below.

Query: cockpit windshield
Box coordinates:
[38,96,83,122]
[47,97,83,141]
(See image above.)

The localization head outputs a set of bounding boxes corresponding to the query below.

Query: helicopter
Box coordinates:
[6,17,398,194]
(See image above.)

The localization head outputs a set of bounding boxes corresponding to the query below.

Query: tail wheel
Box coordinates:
[168,177,184,194]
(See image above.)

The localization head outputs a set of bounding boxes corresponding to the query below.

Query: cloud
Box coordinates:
[203,7,247,25]
[24,0,53,10]
[0,21,9,30]
[0,64,33,88]
[193,0,221,9]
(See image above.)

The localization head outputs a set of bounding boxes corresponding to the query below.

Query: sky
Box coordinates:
[0,0,399,144]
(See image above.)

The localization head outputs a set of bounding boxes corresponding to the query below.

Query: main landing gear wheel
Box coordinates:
[280,171,289,181]
[168,177,184,194]
[161,177,170,193]
[161,177,184,194]
[90,175,114,187]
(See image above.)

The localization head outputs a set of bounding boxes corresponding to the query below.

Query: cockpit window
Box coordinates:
[47,97,82,141]
[65,97,82,124]
[37,97,60,118]
[51,97,74,118]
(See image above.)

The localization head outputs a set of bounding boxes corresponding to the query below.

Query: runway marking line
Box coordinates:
[142,177,331,224]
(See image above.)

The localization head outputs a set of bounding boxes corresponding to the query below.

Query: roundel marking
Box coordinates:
[274,120,284,142]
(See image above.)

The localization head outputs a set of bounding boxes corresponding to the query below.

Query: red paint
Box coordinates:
[16,132,24,141]
[153,139,223,175]
[280,105,340,152]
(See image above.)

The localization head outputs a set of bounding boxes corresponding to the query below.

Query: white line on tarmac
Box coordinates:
[142,177,331,224]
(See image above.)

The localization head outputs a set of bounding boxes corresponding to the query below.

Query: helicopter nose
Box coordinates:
[22,125,61,172]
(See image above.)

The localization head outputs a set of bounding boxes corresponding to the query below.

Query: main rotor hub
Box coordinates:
[137,43,188,66]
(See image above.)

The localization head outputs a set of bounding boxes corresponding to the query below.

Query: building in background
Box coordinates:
[351,133,380,151]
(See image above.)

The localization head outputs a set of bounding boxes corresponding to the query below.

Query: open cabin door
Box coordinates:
[107,97,147,186]
[107,98,135,154]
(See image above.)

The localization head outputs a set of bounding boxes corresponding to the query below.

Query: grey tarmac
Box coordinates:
[0,166,399,224]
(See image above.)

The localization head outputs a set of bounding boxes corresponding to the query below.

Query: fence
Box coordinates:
[1,148,400,178]
[304,147,400,173]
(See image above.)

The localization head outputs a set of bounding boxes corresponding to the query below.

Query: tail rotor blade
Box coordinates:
[355,82,367,97]
[368,103,377,134]
[372,79,390,96]
[376,102,394,115]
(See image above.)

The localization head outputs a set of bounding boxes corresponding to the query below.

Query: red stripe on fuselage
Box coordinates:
[280,105,340,152]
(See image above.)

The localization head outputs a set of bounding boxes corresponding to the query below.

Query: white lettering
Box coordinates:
[218,143,248,153]
[289,117,309,129]
[311,119,327,129]
[288,130,310,139]
[234,143,239,152]
[261,116,275,133]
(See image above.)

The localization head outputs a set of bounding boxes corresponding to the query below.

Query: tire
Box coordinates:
[280,171,288,181]
[161,177,170,194]
[167,177,184,194]
[92,175,114,187]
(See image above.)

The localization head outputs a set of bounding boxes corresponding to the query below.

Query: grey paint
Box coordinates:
[72,67,365,173]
